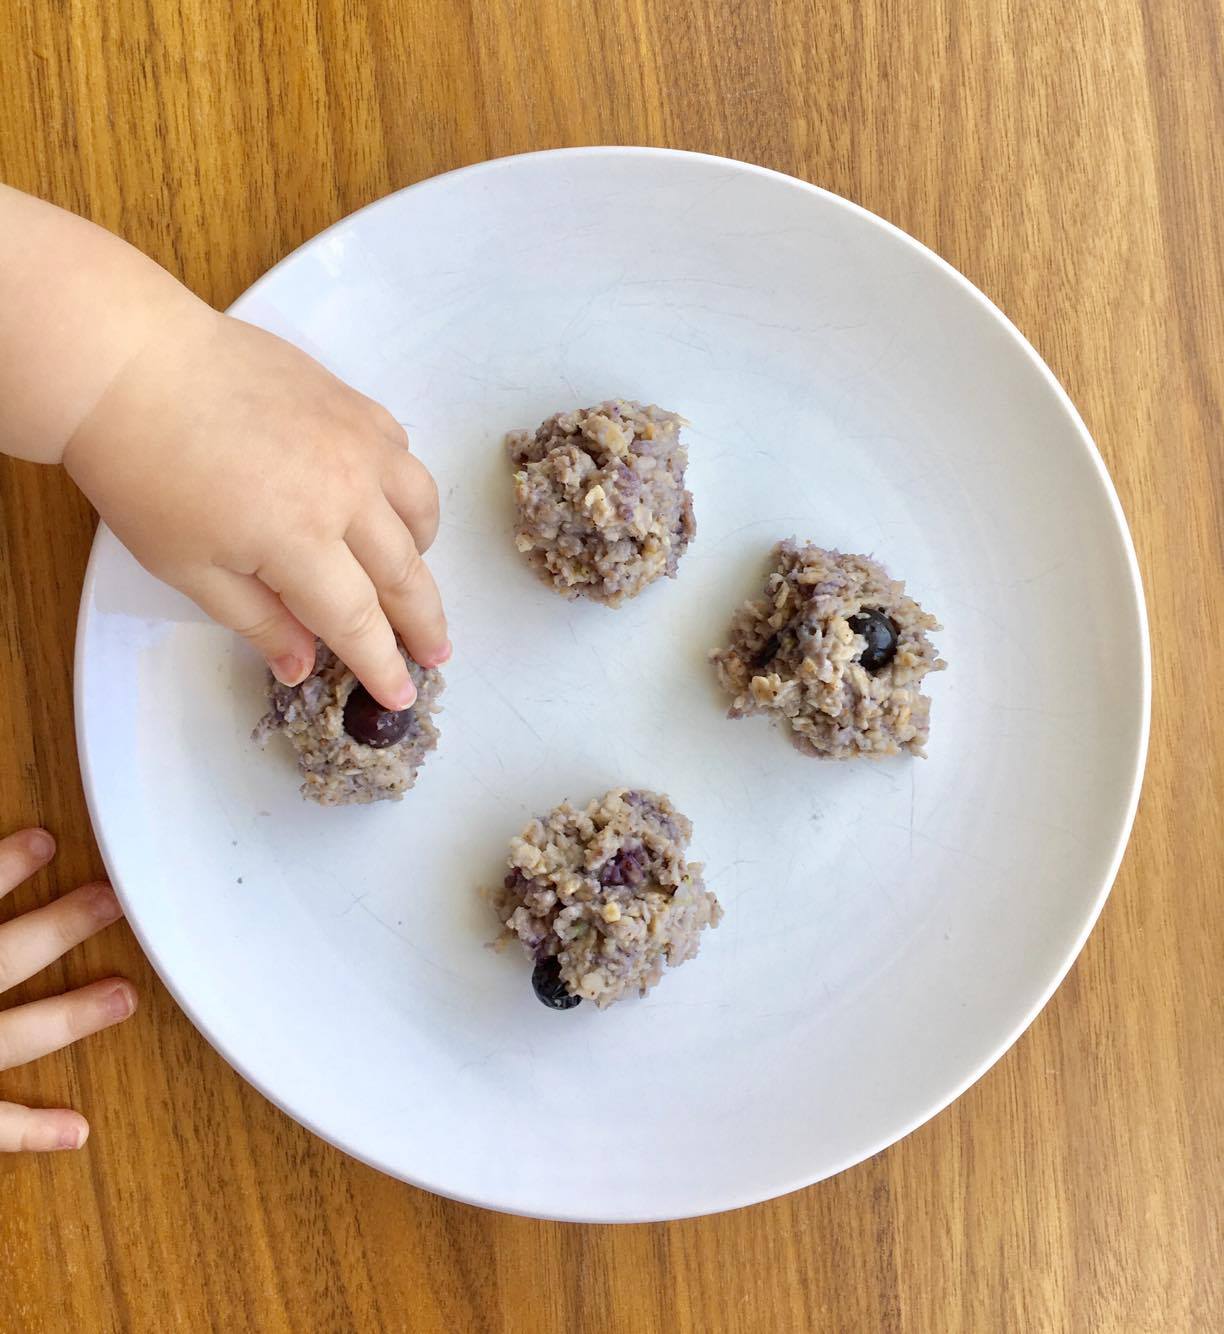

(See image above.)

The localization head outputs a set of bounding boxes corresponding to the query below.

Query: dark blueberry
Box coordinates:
[342,685,415,748]
[531,957,581,1010]
[599,845,647,888]
[847,610,899,673]
[750,632,782,671]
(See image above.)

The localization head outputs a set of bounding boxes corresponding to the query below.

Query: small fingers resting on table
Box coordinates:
[0,975,136,1074]
[0,828,136,1153]
[0,1099,90,1153]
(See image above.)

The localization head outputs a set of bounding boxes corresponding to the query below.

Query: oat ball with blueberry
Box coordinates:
[254,642,443,804]
[711,541,944,758]
[490,788,722,1009]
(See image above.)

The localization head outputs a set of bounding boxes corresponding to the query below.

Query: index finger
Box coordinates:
[261,543,416,711]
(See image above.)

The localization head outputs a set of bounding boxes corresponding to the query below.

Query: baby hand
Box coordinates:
[0,829,136,1153]
[64,310,449,709]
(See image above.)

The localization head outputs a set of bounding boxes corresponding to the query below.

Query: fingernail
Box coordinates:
[270,655,307,687]
[389,679,418,710]
[57,1123,87,1151]
[88,884,123,925]
[102,983,136,1021]
[416,640,451,670]
[25,829,55,861]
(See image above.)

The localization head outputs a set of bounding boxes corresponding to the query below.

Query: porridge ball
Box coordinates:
[490,788,722,1009]
[254,642,443,804]
[505,399,695,605]
[711,541,944,758]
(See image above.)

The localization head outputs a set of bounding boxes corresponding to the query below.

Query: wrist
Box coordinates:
[0,185,216,467]
[62,295,221,480]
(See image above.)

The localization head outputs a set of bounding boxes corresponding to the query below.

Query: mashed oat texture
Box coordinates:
[492,788,722,1008]
[505,400,696,605]
[254,643,443,805]
[711,542,945,758]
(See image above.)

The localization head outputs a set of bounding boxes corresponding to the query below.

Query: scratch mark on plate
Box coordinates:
[471,664,547,746]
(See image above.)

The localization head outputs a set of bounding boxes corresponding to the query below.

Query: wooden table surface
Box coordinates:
[1,2,1220,1330]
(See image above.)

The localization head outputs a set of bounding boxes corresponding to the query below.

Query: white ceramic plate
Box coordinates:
[76,148,1149,1222]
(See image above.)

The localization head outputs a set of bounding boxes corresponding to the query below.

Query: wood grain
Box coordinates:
[1,1,1221,1330]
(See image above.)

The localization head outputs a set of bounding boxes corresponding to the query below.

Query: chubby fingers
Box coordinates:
[0,882,124,994]
[0,828,56,900]
[0,976,137,1072]
[346,502,450,671]
[0,1100,89,1153]
[382,447,441,554]
[183,568,317,688]
[263,543,416,710]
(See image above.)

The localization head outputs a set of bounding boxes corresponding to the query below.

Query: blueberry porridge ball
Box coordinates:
[490,788,722,1009]
[505,400,696,605]
[254,642,443,805]
[711,541,945,758]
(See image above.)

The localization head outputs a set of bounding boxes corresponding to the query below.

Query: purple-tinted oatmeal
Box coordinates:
[490,787,722,1008]
[254,642,443,805]
[505,400,695,605]
[711,541,945,758]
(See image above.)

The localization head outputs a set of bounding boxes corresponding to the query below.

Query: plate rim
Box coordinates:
[74,145,1152,1222]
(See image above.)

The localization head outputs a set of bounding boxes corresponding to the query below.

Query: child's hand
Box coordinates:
[65,311,449,710]
[0,185,447,711]
[0,829,136,1153]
